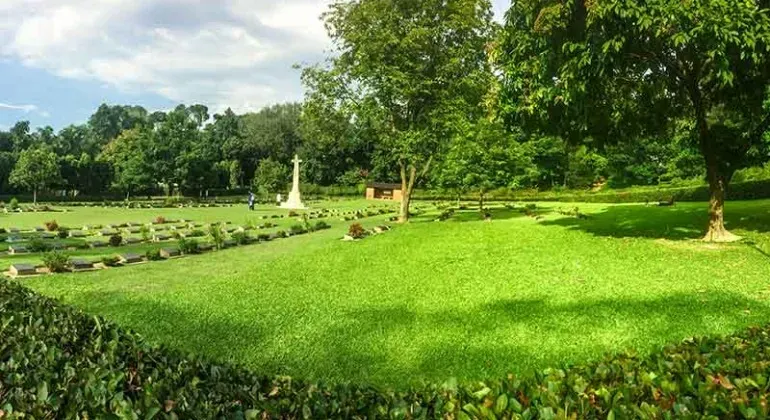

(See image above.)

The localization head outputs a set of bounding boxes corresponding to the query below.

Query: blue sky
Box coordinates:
[0,0,510,131]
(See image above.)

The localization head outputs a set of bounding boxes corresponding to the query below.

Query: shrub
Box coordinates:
[145,249,163,261]
[274,230,287,238]
[288,210,299,217]
[108,234,123,247]
[257,233,271,242]
[348,223,366,239]
[3,278,770,418]
[187,229,205,238]
[42,251,70,273]
[231,231,250,245]
[178,238,200,255]
[289,224,307,235]
[313,220,330,231]
[27,238,52,253]
[57,228,69,239]
[139,225,151,242]
[101,256,121,267]
[154,216,166,224]
[9,197,19,210]
[44,220,59,231]
[208,223,225,249]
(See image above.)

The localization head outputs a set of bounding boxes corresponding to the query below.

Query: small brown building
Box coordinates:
[365,182,403,201]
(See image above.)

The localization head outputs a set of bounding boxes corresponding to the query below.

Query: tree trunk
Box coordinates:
[126,189,130,201]
[398,162,413,223]
[478,191,484,211]
[33,187,37,205]
[703,160,740,242]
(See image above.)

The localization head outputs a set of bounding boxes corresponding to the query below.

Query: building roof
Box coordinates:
[366,182,402,190]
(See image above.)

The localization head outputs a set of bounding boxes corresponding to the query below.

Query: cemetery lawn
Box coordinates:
[17,199,770,388]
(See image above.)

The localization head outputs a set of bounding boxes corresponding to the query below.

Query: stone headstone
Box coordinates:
[198,243,214,252]
[40,232,55,239]
[124,237,141,244]
[69,230,86,238]
[100,229,118,236]
[34,227,44,232]
[9,228,20,233]
[90,241,108,248]
[8,245,28,254]
[223,239,237,248]
[9,263,36,276]
[153,234,171,242]
[159,248,180,258]
[119,253,143,264]
[127,227,141,234]
[71,259,94,270]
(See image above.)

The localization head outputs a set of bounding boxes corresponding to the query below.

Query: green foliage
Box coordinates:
[108,234,122,247]
[289,224,307,235]
[186,229,205,238]
[231,231,250,245]
[139,225,151,242]
[27,238,52,253]
[100,256,120,267]
[9,197,19,210]
[178,237,200,254]
[56,228,69,239]
[144,249,163,261]
[42,251,70,273]
[208,223,225,249]
[312,220,330,231]
[9,145,60,204]
[251,157,288,194]
[4,278,770,418]
[44,220,58,232]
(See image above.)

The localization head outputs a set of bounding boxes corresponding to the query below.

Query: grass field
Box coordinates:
[9,199,770,388]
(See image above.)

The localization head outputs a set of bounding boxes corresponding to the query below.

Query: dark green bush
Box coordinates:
[57,228,69,239]
[101,256,120,267]
[313,220,331,231]
[108,234,123,247]
[2,279,770,418]
[144,249,163,261]
[9,197,19,210]
[187,229,205,238]
[41,251,70,273]
[27,238,52,253]
[289,224,307,235]
[178,238,200,254]
[348,223,366,239]
[257,233,271,242]
[231,231,250,245]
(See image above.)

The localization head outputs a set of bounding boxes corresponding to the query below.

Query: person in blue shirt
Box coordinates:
[248,191,255,211]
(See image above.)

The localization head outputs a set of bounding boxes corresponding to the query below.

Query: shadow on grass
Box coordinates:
[67,288,770,388]
[539,202,770,240]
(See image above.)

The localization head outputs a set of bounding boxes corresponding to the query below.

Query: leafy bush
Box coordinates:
[57,228,69,239]
[231,231,250,245]
[154,216,166,224]
[108,234,123,247]
[348,223,366,239]
[9,197,19,210]
[101,256,120,267]
[44,220,59,231]
[289,224,307,235]
[42,251,70,273]
[187,229,205,238]
[257,233,271,242]
[208,223,225,249]
[288,210,299,217]
[274,230,287,239]
[313,220,330,231]
[178,238,200,255]
[144,249,163,261]
[139,225,151,242]
[2,278,770,418]
[27,238,52,253]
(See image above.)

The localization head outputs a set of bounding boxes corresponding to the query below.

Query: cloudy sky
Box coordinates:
[0,0,510,130]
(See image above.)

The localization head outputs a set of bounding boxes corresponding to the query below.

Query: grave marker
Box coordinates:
[9,263,36,276]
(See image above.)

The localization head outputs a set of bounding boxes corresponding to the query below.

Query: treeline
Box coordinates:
[0,102,382,202]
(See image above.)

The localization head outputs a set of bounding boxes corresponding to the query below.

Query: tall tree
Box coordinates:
[306,0,496,222]
[100,128,154,199]
[9,146,60,204]
[500,0,770,241]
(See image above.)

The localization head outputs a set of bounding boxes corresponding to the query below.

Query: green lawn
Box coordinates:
[13,199,770,388]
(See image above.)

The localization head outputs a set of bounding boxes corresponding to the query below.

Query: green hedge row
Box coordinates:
[2,278,770,418]
[415,179,770,203]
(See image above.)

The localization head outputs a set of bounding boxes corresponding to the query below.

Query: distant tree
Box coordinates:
[252,158,288,196]
[100,128,154,199]
[9,146,61,204]
[305,0,497,222]
[188,104,210,128]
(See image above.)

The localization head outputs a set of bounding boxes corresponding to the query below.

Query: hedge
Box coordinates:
[2,278,770,418]
[414,179,770,204]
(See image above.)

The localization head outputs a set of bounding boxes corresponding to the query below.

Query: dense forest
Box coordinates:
[2,0,769,240]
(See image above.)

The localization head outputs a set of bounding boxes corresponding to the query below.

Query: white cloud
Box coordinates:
[0,102,38,113]
[0,0,510,114]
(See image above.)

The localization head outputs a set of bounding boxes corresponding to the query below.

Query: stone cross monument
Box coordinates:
[279,154,307,209]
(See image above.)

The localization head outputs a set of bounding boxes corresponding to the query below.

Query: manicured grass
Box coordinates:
[17,199,770,388]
